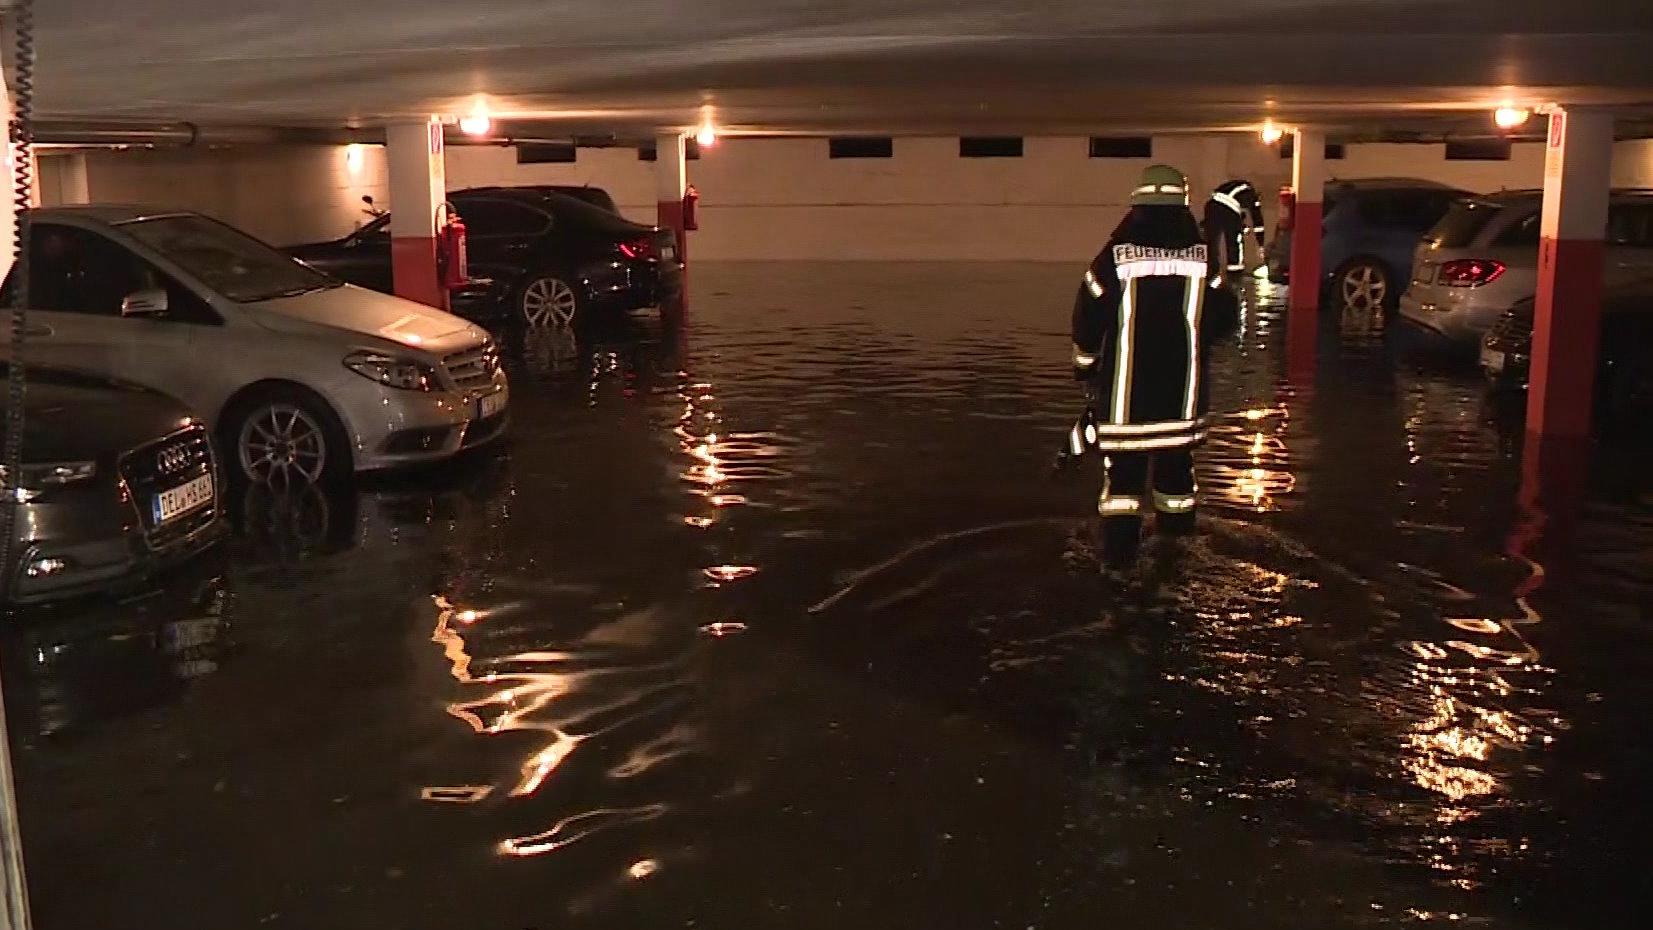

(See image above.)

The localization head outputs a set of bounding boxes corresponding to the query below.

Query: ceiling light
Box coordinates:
[695,106,718,148]
[344,143,365,175]
[1260,121,1285,145]
[1494,105,1531,130]
[459,100,492,136]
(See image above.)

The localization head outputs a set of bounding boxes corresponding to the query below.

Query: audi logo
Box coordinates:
[156,444,192,475]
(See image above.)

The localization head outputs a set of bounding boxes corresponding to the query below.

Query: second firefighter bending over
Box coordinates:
[1070,164,1235,565]
[1203,178,1266,275]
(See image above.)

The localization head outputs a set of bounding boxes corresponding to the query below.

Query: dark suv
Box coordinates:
[1266,178,1469,310]
[0,364,226,604]
[287,187,680,328]
[1480,275,1653,427]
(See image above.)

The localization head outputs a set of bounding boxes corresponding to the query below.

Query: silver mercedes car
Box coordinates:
[2,206,509,482]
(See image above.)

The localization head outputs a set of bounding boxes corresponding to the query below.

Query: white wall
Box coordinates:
[1332,142,1546,192]
[50,134,1653,258]
[1612,140,1653,189]
[439,136,1559,261]
[67,144,388,246]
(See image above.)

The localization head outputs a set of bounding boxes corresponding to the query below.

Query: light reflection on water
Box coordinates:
[403,268,1645,924]
[35,265,1640,928]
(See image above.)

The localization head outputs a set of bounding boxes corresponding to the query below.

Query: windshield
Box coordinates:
[117,213,340,302]
[1427,199,1506,249]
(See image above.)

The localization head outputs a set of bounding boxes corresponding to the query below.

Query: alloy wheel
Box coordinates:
[1340,263,1389,312]
[238,402,328,485]
[522,277,579,329]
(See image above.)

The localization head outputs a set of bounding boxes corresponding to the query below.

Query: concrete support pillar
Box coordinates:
[56,153,89,205]
[654,131,688,262]
[1286,128,1326,381]
[1526,108,1614,441]
[1288,128,1325,314]
[0,69,16,283]
[386,117,447,310]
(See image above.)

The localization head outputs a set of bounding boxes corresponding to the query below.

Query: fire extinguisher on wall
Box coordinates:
[682,185,700,232]
[435,201,470,292]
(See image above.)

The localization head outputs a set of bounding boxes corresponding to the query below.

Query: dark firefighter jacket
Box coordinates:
[1209,179,1267,244]
[1070,205,1238,453]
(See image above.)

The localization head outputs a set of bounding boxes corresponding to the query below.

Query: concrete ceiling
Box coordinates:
[25,0,1653,138]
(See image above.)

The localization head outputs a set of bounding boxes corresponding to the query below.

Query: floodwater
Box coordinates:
[7,263,1653,929]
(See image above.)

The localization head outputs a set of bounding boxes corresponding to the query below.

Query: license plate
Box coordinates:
[476,388,508,420]
[152,473,213,525]
[1480,346,1506,374]
[661,244,676,261]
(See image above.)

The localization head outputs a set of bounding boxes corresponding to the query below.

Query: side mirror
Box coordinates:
[120,288,168,318]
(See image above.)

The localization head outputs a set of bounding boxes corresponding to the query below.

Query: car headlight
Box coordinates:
[344,351,440,392]
[0,462,97,502]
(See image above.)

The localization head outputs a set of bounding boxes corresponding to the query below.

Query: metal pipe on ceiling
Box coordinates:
[30,121,381,147]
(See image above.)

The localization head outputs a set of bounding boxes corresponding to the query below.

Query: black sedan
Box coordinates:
[286,187,681,328]
[3,364,226,605]
[1480,276,1653,427]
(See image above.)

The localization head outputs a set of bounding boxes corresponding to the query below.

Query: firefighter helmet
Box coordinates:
[1130,165,1189,206]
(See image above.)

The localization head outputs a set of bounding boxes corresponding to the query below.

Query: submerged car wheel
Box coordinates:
[1336,258,1394,313]
[229,389,344,486]
[520,275,581,329]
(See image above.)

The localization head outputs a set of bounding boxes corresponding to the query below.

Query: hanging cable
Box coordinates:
[0,1,37,926]
[0,0,34,601]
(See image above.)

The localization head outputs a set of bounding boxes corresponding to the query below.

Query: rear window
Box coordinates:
[1358,190,1456,232]
[1428,200,1505,249]
[555,187,618,213]
[1493,210,1541,247]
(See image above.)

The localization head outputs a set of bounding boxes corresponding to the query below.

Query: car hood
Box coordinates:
[9,369,195,463]
[245,283,485,354]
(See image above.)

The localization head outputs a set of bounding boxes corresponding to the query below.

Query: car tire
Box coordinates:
[222,385,349,487]
[518,273,583,330]
[1333,258,1396,313]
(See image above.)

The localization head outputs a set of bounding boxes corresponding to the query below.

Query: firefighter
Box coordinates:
[1070,165,1231,567]
[1203,178,1266,276]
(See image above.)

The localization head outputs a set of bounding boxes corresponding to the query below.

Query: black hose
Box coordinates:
[0,0,35,606]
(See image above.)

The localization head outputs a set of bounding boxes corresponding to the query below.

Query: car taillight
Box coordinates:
[618,237,655,260]
[1437,259,1506,287]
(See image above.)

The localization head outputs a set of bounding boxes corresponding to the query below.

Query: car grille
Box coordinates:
[118,424,218,547]
[1483,304,1534,354]
[443,338,501,395]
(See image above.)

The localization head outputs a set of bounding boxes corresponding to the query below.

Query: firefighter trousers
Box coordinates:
[1097,449,1198,564]
[1202,203,1246,273]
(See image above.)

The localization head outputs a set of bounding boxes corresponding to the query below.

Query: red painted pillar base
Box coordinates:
[1526,236,1605,440]
[1508,431,1591,575]
[391,236,447,310]
[657,200,687,265]
[1287,202,1322,314]
[1285,201,1322,384]
[657,199,689,327]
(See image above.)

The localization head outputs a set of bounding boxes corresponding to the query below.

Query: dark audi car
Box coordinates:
[286,186,681,328]
[1481,275,1653,426]
[2,364,225,605]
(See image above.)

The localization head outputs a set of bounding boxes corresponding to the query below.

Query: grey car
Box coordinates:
[2,363,226,605]
[3,207,509,483]
[1402,190,1653,345]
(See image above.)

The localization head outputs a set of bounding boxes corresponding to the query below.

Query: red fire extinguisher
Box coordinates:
[435,201,470,291]
[1277,185,1297,233]
[681,185,700,232]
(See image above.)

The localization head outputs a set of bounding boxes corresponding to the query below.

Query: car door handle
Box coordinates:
[22,324,51,338]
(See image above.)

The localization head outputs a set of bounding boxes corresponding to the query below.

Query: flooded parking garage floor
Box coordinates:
[7,263,1653,929]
